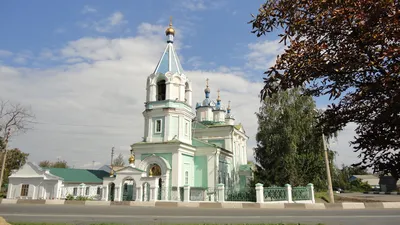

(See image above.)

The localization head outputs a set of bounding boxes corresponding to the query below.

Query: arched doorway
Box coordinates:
[122,178,136,201]
[142,182,150,201]
[149,164,162,177]
[108,183,115,201]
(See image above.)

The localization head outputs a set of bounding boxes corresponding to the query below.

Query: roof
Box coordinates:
[153,42,184,75]
[192,138,217,148]
[46,168,109,183]
[352,175,379,179]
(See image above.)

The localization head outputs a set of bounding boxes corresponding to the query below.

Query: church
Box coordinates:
[6,20,252,202]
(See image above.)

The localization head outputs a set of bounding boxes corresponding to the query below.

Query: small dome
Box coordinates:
[203,98,211,106]
[166,16,175,36]
[129,154,135,164]
[166,27,175,36]
[204,87,210,93]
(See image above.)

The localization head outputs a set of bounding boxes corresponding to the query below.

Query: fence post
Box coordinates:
[285,184,292,203]
[183,185,190,202]
[217,183,225,202]
[307,183,315,203]
[255,183,264,203]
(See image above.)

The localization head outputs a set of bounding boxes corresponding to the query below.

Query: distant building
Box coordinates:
[349,174,380,190]
[7,162,108,200]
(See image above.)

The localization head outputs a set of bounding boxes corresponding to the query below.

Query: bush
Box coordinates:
[65,194,74,200]
[349,179,372,192]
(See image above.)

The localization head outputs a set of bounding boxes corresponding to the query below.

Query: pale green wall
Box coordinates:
[239,175,246,189]
[194,156,208,188]
[182,154,194,186]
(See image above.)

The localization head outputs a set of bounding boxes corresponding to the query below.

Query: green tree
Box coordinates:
[39,160,68,168]
[254,87,329,190]
[332,164,369,190]
[249,0,400,181]
[0,148,29,185]
[113,153,125,167]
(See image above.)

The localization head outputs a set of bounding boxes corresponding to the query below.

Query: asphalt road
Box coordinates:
[1,204,400,225]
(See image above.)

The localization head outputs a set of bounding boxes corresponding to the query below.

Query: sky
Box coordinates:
[0,0,360,169]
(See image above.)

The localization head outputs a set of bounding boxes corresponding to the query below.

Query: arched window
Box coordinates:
[157,80,166,101]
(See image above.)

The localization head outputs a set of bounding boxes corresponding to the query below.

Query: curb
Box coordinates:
[1,199,400,209]
[363,191,400,195]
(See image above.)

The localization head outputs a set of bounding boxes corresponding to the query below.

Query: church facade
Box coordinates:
[101,21,252,202]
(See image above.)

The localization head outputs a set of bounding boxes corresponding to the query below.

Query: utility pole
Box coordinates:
[0,128,11,190]
[110,147,115,176]
[322,132,335,203]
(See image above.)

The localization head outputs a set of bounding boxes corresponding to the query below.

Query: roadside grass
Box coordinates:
[315,192,330,203]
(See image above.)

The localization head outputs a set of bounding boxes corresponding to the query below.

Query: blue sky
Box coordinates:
[0,0,358,168]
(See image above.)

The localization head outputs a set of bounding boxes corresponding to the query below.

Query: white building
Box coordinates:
[7,162,107,200]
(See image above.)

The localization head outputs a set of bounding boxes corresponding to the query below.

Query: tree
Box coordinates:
[39,160,69,168]
[0,99,34,188]
[249,1,400,180]
[0,148,29,186]
[254,87,330,190]
[332,164,369,190]
[113,153,125,167]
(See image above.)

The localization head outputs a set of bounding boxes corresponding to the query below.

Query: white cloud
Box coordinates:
[0,22,358,169]
[82,5,97,14]
[80,11,127,33]
[13,57,26,64]
[246,39,285,71]
[54,28,66,34]
[0,50,13,57]
[179,0,207,11]
[177,0,226,11]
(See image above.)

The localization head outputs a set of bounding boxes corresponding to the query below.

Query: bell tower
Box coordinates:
[143,18,194,145]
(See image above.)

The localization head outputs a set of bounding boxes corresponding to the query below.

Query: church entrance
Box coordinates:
[108,183,115,201]
[122,178,136,201]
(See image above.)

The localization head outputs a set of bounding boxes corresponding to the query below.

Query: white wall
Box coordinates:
[8,177,58,200]
[61,183,103,199]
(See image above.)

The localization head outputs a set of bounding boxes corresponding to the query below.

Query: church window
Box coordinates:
[155,119,162,133]
[184,171,189,185]
[73,187,78,196]
[20,184,29,197]
[157,80,166,101]
[185,122,188,136]
[85,187,90,196]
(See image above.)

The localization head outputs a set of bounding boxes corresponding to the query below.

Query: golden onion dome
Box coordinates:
[165,16,175,36]
[129,154,135,164]
[166,26,175,36]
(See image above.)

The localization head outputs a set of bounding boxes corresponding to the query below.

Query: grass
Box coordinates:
[315,192,330,203]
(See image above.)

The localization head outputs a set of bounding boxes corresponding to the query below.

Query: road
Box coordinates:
[1,204,400,225]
